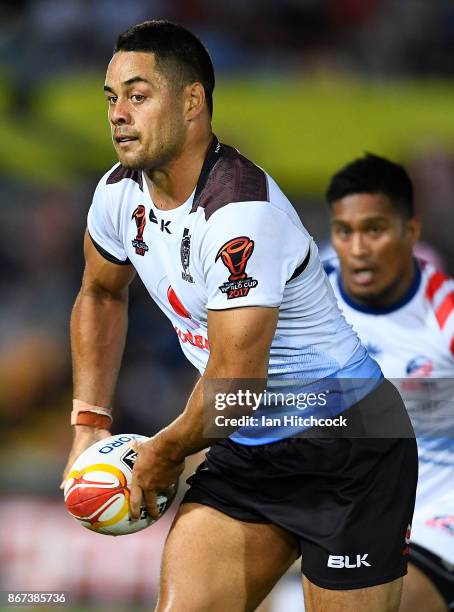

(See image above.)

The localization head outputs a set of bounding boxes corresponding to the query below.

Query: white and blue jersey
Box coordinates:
[326,257,454,562]
[88,137,382,445]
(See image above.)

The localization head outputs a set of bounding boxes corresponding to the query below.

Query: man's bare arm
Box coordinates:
[71,231,136,405]
[61,230,136,483]
[129,306,278,518]
[163,306,278,456]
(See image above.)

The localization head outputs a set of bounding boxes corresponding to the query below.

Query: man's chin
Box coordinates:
[116,156,147,171]
[344,281,382,304]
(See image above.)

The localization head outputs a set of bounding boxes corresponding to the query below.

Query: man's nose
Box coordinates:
[350,232,369,257]
[109,99,131,125]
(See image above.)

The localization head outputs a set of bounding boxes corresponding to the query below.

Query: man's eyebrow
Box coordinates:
[104,76,153,93]
[331,219,351,226]
[331,216,388,225]
[359,216,389,224]
[123,76,152,87]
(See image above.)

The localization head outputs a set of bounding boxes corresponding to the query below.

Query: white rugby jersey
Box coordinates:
[326,259,454,530]
[88,137,381,445]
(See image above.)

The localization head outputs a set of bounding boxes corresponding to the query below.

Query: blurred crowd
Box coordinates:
[2,0,454,79]
[1,0,454,497]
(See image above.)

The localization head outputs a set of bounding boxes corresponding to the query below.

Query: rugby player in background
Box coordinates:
[62,21,417,611]
[325,153,454,612]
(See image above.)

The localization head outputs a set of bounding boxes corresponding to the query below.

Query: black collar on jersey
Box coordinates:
[337,258,422,315]
[192,134,222,206]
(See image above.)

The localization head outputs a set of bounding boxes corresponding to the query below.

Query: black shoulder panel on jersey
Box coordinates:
[191,137,269,221]
[88,232,132,266]
[106,165,143,191]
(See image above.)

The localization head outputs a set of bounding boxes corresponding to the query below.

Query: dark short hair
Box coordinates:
[115,20,215,117]
[326,153,414,218]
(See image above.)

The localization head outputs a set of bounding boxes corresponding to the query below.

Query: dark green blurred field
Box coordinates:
[2,74,454,194]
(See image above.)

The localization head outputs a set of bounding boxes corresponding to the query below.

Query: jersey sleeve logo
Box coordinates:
[406,355,433,377]
[131,205,149,255]
[215,236,258,299]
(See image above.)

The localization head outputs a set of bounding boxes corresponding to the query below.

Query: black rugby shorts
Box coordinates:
[182,379,418,590]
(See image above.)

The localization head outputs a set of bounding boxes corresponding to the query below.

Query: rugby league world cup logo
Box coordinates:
[131,205,149,256]
[216,236,258,299]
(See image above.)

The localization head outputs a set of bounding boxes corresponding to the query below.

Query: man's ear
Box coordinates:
[406,217,421,247]
[184,82,206,121]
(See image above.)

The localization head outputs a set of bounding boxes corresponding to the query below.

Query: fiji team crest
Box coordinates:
[216,236,258,299]
[181,228,194,283]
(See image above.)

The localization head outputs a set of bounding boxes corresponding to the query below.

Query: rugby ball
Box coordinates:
[63,434,178,536]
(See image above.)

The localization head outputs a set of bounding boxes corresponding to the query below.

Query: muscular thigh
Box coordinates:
[400,562,449,612]
[302,576,403,612]
[156,503,299,612]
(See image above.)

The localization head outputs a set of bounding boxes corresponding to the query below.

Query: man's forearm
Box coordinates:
[154,367,267,463]
[71,286,128,407]
[155,376,208,460]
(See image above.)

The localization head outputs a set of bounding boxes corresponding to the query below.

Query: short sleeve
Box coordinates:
[201,201,309,309]
[87,172,130,264]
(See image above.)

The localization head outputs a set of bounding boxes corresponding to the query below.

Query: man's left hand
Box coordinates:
[129,436,185,521]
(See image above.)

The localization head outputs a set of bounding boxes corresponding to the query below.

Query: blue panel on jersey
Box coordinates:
[230,346,383,445]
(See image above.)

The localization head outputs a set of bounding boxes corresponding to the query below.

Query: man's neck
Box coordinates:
[144,131,213,211]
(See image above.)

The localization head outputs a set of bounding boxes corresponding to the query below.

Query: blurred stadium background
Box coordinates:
[1,1,454,610]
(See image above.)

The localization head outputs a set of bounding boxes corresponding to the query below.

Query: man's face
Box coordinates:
[330,193,419,305]
[104,51,186,171]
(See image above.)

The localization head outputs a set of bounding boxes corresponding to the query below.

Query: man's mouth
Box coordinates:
[115,135,139,145]
[350,268,376,286]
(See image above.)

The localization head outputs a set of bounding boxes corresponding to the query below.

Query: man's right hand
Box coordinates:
[60,425,111,489]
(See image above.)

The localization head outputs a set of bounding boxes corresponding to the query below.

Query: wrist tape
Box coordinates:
[71,399,112,428]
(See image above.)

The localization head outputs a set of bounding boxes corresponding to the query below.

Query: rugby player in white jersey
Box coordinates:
[62,21,417,611]
[326,153,454,612]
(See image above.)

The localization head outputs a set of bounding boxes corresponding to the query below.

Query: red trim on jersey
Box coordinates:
[436,291,454,329]
[450,336,454,356]
[426,271,449,302]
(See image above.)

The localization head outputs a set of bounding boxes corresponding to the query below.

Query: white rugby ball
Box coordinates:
[63,434,178,536]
